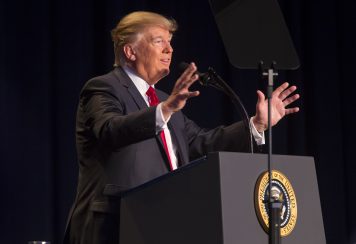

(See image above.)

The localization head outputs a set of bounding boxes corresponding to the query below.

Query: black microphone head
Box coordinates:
[177,62,212,86]
[178,62,190,73]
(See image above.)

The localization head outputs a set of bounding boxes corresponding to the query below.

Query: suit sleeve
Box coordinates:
[182,115,252,160]
[77,79,157,150]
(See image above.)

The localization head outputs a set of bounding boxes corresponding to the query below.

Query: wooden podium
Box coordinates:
[116,152,326,244]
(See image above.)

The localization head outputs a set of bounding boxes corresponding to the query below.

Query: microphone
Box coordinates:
[178,62,213,86]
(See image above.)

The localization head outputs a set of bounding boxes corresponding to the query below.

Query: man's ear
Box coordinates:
[123,44,136,61]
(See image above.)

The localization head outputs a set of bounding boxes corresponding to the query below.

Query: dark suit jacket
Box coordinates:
[65,67,251,244]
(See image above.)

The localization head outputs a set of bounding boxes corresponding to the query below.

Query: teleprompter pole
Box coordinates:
[261,62,282,244]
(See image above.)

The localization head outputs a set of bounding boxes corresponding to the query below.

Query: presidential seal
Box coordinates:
[254,170,297,237]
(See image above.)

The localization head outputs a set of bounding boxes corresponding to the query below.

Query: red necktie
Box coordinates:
[146,86,174,171]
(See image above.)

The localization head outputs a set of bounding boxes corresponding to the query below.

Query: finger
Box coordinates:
[279,85,297,100]
[272,82,289,97]
[256,90,265,102]
[285,107,300,115]
[176,90,200,100]
[174,65,199,91]
[176,62,197,84]
[180,73,199,90]
[187,90,200,98]
[283,93,300,106]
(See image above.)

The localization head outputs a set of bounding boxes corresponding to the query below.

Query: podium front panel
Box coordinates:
[216,152,325,244]
[119,152,326,244]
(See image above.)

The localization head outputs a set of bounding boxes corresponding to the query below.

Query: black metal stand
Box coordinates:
[261,62,282,244]
[200,67,254,153]
[269,201,282,244]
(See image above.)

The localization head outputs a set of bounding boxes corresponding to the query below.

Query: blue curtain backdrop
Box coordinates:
[1,0,355,243]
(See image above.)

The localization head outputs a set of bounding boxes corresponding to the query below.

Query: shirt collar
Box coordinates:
[122,66,153,102]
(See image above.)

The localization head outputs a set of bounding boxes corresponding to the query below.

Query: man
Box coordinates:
[65,11,299,244]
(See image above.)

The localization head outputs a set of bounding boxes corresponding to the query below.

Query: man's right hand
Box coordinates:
[161,62,200,120]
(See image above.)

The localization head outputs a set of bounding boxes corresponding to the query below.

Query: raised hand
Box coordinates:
[161,62,200,119]
[252,82,300,132]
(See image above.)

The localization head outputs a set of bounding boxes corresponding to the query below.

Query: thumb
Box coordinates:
[256,90,265,103]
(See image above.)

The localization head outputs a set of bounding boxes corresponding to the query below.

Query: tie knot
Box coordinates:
[146,86,160,106]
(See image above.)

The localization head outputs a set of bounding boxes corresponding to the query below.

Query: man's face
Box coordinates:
[131,26,173,85]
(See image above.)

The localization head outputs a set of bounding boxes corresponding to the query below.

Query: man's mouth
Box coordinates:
[160,59,171,65]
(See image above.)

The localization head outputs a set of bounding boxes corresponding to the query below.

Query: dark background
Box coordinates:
[1,0,355,243]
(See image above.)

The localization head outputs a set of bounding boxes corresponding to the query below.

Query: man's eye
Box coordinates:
[153,39,163,44]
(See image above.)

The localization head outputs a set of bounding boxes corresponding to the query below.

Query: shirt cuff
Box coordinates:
[250,117,265,145]
[155,103,171,133]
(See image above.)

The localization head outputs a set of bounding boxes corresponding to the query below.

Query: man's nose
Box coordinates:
[164,42,173,53]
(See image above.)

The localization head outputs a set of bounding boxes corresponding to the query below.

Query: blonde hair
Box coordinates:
[111,11,178,66]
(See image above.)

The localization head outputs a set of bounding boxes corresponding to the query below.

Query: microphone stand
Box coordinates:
[199,67,254,153]
[201,63,282,243]
[260,62,282,244]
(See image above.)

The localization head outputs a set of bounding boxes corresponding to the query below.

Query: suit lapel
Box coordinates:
[113,67,148,110]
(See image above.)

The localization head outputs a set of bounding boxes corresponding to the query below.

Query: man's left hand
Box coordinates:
[252,82,300,132]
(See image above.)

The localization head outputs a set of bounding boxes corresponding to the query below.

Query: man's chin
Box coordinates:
[159,68,170,78]
[163,68,170,76]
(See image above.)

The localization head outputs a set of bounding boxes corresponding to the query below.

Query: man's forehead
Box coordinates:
[142,26,172,38]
